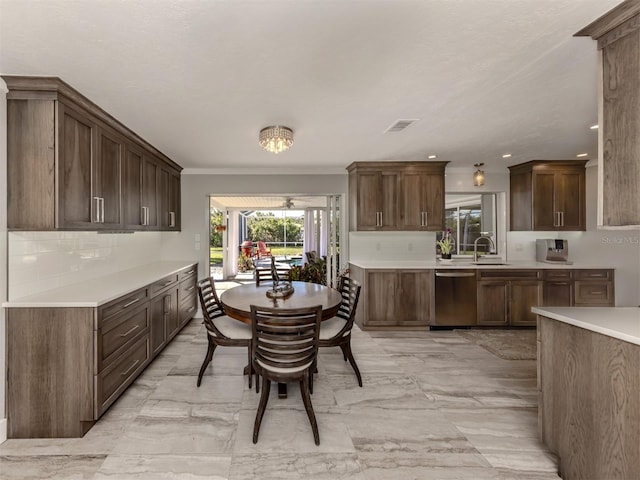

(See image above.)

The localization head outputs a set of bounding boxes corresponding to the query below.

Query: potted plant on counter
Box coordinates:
[437,228,454,260]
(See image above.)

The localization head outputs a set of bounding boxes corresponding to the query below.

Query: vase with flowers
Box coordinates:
[437,228,455,260]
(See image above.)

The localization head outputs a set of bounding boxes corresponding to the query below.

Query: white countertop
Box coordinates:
[349,260,615,270]
[3,261,198,308]
[532,307,640,346]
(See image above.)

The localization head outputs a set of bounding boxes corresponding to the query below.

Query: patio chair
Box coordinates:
[256,241,272,259]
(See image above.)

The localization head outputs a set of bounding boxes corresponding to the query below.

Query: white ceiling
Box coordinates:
[0,0,620,173]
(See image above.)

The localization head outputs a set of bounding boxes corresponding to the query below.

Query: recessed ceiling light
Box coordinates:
[502,153,512,158]
[576,153,588,157]
[428,155,437,159]
[590,124,599,130]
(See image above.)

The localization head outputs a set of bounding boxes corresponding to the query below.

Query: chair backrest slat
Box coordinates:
[197,277,228,338]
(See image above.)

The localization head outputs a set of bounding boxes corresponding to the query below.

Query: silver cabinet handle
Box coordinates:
[435,272,476,278]
[119,325,140,337]
[123,298,141,308]
[141,206,149,226]
[184,270,195,275]
[163,280,174,286]
[424,211,428,227]
[169,211,176,227]
[186,286,195,292]
[559,211,564,227]
[120,359,140,377]
[141,206,146,226]
[93,197,101,223]
[100,197,105,223]
[379,211,383,227]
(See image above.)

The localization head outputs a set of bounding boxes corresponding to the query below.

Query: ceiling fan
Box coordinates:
[282,197,295,209]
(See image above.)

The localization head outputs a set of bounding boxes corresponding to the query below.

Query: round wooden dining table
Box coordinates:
[220,281,343,324]
[220,281,343,398]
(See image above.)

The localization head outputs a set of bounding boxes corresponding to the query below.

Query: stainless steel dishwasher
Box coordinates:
[433,270,477,327]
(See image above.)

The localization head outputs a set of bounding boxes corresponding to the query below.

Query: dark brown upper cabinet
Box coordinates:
[4,76,182,231]
[509,160,587,231]
[347,161,448,232]
[576,1,640,227]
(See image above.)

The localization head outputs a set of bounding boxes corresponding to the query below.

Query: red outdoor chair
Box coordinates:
[256,241,272,259]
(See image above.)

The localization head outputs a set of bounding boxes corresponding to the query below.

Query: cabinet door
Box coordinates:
[510,281,542,326]
[95,127,123,228]
[165,288,180,339]
[543,281,572,307]
[141,156,159,228]
[555,171,584,230]
[159,168,181,230]
[149,294,167,356]
[123,144,143,228]
[423,173,445,231]
[364,271,397,326]
[58,103,96,228]
[396,271,431,326]
[532,172,556,230]
[356,172,381,230]
[380,171,399,229]
[477,281,508,325]
[399,172,424,230]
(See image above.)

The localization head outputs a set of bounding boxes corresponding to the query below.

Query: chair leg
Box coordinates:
[309,369,314,395]
[343,341,363,387]
[197,342,216,387]
[300,375,320,446]
[247,346,252,389]
[252,377,271,444]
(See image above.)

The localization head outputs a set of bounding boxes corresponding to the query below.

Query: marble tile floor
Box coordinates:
[0,320,560,480]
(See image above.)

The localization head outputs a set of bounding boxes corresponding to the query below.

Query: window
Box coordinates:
[437,193,498,256]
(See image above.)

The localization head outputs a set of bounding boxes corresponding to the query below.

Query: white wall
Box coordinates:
[1,79,8,442]
[162,173,349,282]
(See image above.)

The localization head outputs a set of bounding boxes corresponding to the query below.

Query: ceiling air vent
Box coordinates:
[384,119,419,133]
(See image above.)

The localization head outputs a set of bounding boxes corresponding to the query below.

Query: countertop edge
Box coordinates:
[532,307,640,346]
[3,261,198,308]
[349,260,615,270]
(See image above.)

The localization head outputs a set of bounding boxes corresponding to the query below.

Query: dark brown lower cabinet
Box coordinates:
[349,264,432,329]
[477,270,542,327]
[6,263,197,439]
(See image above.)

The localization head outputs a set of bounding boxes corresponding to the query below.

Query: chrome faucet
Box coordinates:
[473,235,496,262]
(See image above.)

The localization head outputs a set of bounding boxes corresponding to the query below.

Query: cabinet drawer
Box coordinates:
[478,270,541,281]
[574,281,613,305]
[179,279,197,302]
[96,335,149,417]
[179,294,198,325]
[99,288,148,325]
[98,305,149,370]
[575,269,612,281]
[179,265,197,282]
[150,274,179,296]
[543,269,573,281]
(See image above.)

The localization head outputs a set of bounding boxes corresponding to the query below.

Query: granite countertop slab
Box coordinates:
[3,261,198,308]
[532,306,640,346]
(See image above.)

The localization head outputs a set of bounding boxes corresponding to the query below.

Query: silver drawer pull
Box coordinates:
[186,286,195,292]
[120,359,140,377]
[188,306,195,312]
[184,270,195,275]
[119,325,140,337]
[123,298,141,308]
[435,272,476,278]
[589,290,605,295]
[163,281,174,286]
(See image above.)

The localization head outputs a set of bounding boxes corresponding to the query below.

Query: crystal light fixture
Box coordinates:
[473,163,485,186]
[259,126,294,154]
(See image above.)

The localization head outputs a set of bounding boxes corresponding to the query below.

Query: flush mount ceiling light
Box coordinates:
[473,163,485,186]
[259,126,293,154]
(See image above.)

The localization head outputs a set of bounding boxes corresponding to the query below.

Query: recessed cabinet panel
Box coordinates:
[58,104,95,228]
[510,281,542,326]
[355,172,380,230]
[477,281,509,326]
[123,145,143,228]
[95,128,123,228]
[532,173,556,230]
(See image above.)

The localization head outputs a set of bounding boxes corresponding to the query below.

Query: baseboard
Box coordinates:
[0,417,7,444]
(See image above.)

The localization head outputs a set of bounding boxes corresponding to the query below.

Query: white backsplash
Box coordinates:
[8,231,165,299]
[349,231,437,262]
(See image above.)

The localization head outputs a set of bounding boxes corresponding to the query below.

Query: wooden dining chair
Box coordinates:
[318,277,363,387]
[255,267,292,286]
[250,304,323,445]
[197,277,253,387]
